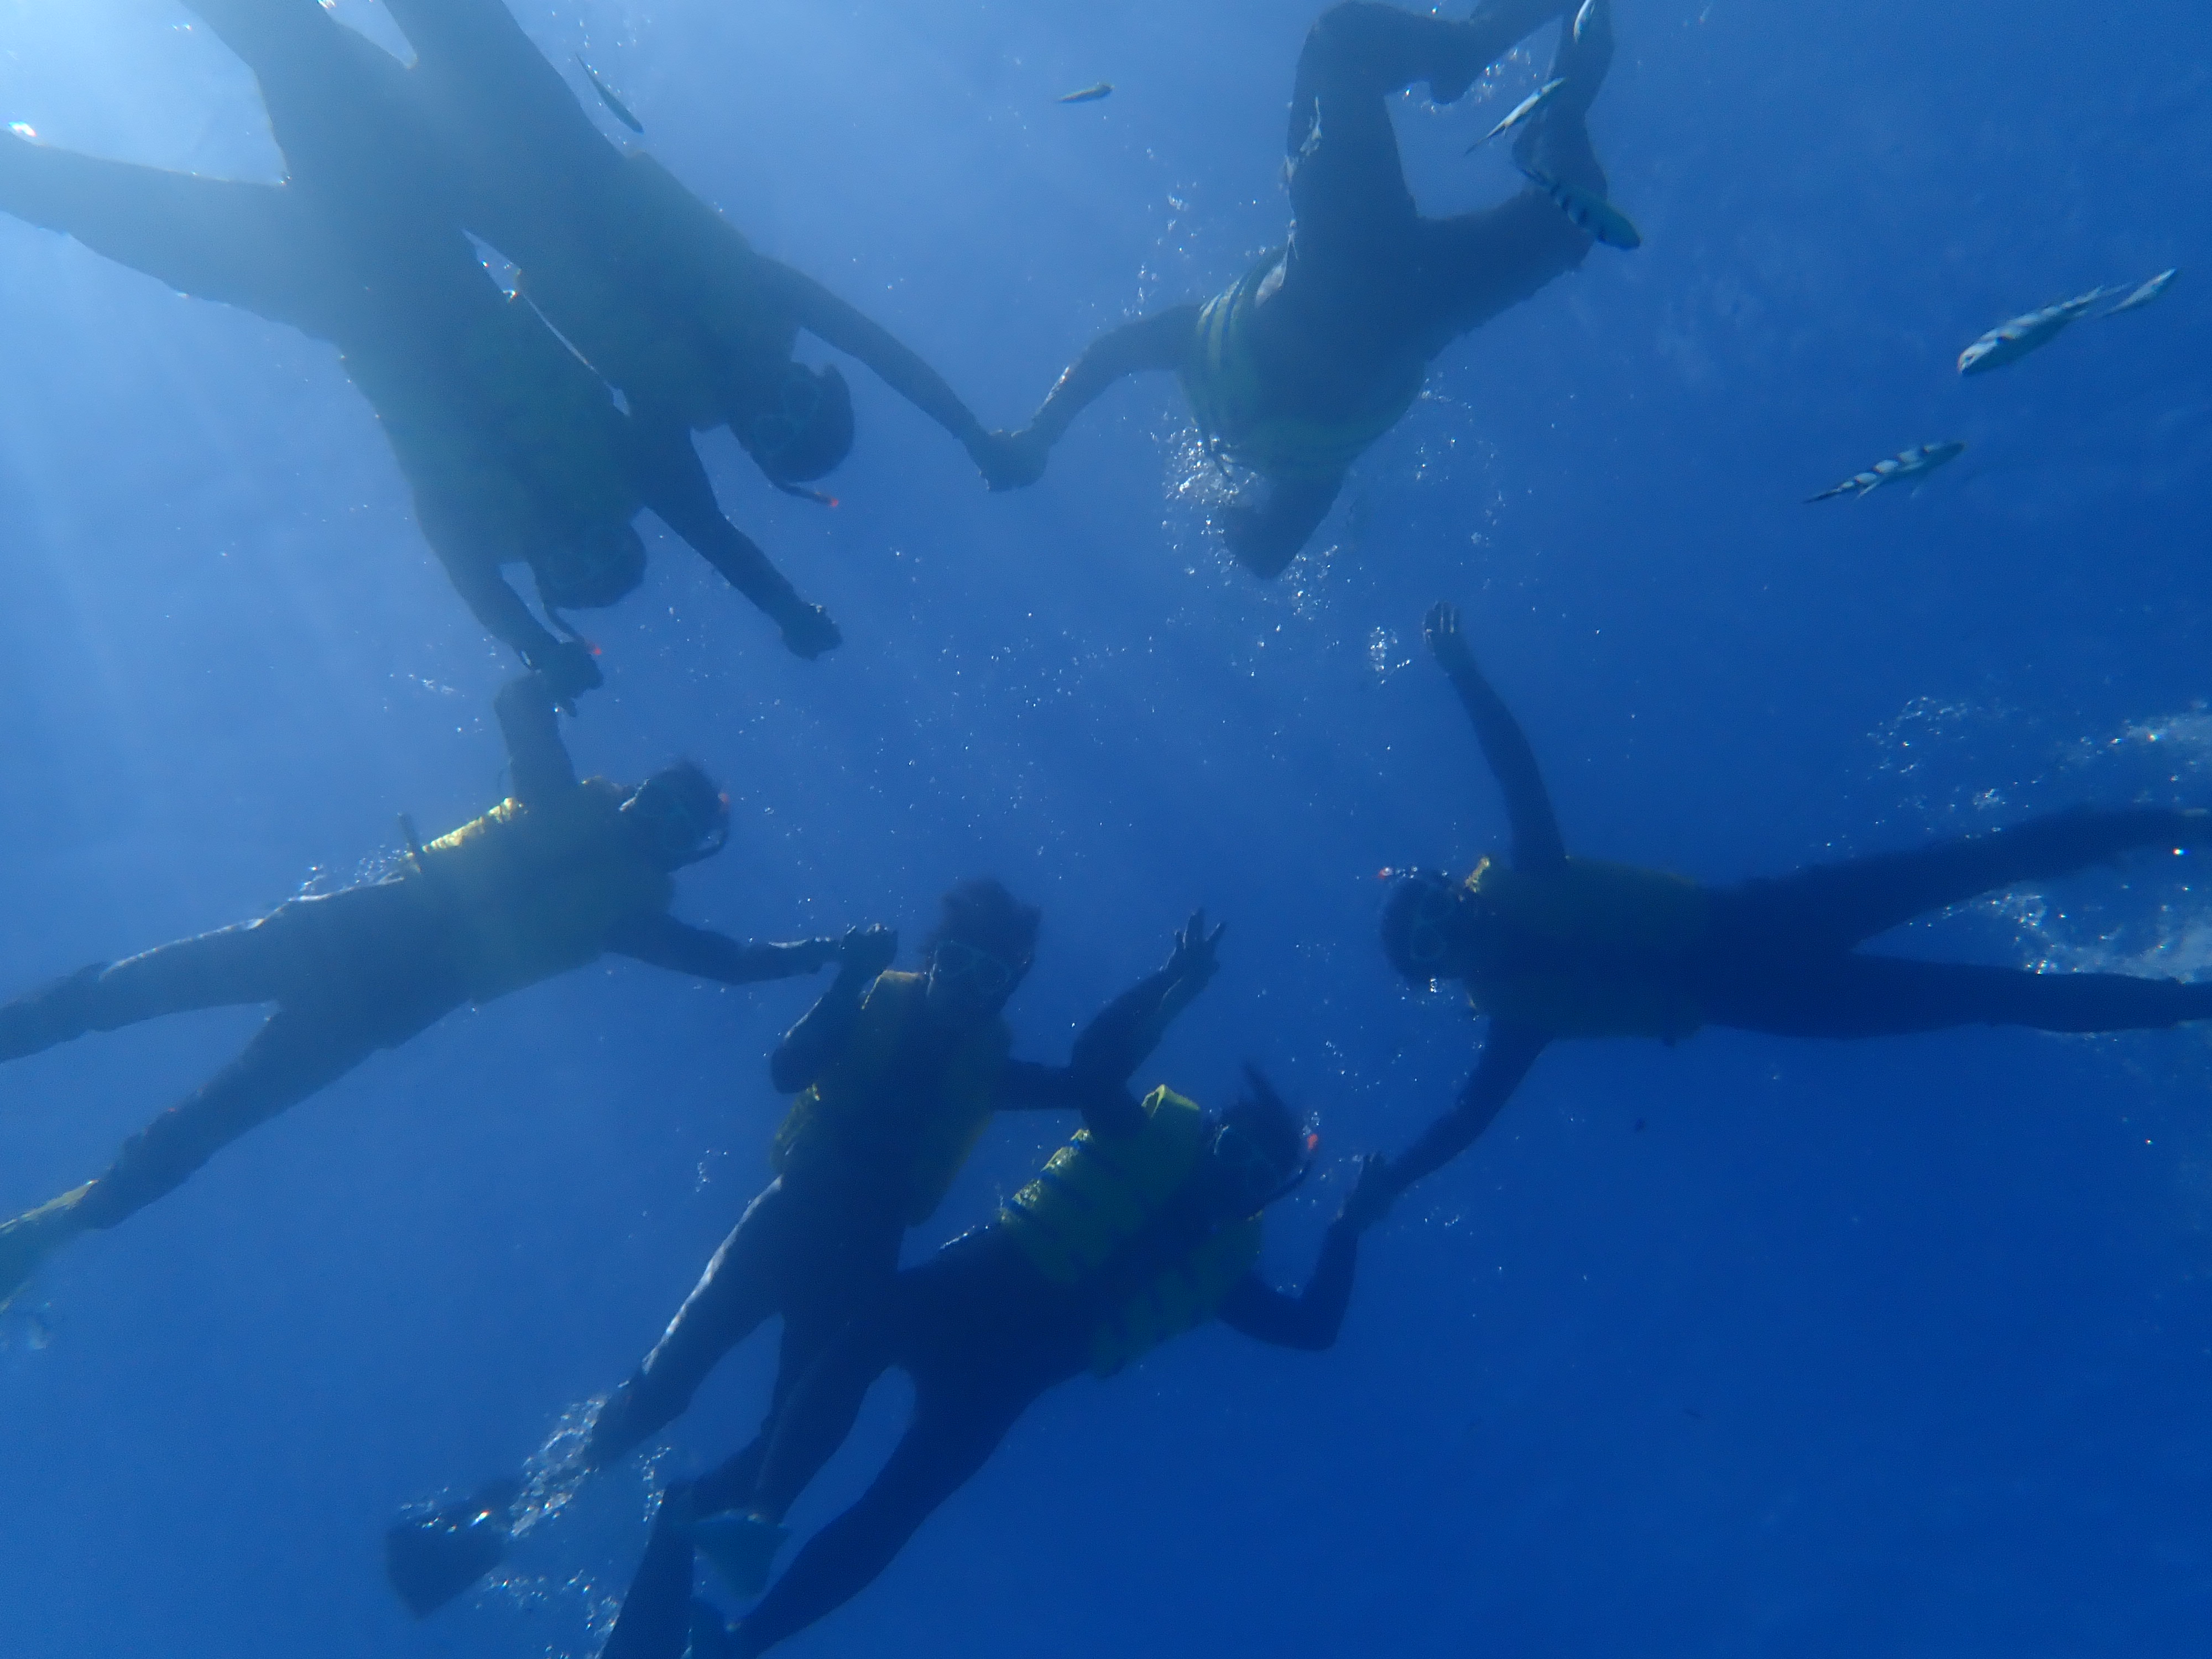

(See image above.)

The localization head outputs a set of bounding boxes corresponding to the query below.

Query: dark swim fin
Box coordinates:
[690,1599,741,1658]
[384,1477,522,1618]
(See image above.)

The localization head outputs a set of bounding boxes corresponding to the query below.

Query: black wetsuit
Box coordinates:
[369,0,1012,482]
[1012,0,1604,576]
[386,935,1212,1615]
[0,674,828,1253]
[581,957,1191,1501]
[0,0,831,681]
[1388,646,2212,1197]
[602,1215,1358,1659]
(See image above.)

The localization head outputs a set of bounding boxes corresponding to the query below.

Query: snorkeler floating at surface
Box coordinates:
[0,0,839,695]
[0,672,858,1310]
[593,1072,1387,1659]
[385,889,1226,1618]
[991,0,1627,576]
[1367,601,2212,1206]
[368,0,1029,501]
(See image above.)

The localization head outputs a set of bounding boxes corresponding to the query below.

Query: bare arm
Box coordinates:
[755,259,990,452]
[604,912,838,984]
[1379,1023,1549,1201]
[1019,306,1202,456]
[491,672,578,805]
[1424,602,1567,872]
[768,927,898,1094]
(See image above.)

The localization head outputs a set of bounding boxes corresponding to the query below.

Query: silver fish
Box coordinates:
[1519,163,1640,250]
[1058,82,1114,104]
[1807,440,1965,502]
[1573,0,1600,43]
[1957,286,2112,375]
[2104,267,2177,316]
[1467,77,1566,151]
[578,58,643,134]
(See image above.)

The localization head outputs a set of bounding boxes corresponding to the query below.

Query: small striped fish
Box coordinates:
[1467,77,1566,152]
[1518,163,1640,250]
[1807,441,1965,502]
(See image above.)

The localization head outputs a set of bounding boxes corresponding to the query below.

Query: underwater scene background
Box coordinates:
[2,0,2210,1654]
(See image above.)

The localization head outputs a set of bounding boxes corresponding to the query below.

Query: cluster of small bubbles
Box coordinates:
[509,1393,608,1537]
[1368,625,1411,682]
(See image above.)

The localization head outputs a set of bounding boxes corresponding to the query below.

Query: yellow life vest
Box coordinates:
[770,971,1011,1225]
[1178,256,1427,482]
[411,778,674,1004]
[1000,1086,1265,1378]
[1462,855,1711,1041]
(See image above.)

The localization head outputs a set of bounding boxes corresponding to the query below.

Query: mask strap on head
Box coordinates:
[773,479,839,508]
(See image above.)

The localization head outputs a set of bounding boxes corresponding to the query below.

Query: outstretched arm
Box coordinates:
[999,910,1225,1135]
[1378,1023,1549,1201]
[1424,601,1567,872]
[768,927,899,1094]
[755,258,996,455]
[491,672,578,805]
[441,549,601,697]
[628,413,841,659]
[1004,307,1203,477]
[604,914,839,984]
[1216,1157,1389,1350]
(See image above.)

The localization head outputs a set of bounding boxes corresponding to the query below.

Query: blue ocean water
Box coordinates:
[2,0,2209,1654]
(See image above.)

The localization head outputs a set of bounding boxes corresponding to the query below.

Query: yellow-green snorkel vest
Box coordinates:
[1000,1086,1265,1377]
[412,778,675,1004]
[1179,255,1428,481]
[771,971,1011,1225]
[1460,855,1711,1041]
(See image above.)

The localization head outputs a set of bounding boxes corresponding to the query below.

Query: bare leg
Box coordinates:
[1404,0,1611,345]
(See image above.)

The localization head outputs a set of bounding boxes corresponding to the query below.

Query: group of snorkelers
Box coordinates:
[3,0,2206,1653]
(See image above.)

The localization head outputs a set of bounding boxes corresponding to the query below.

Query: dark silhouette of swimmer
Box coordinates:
[1372,601,2212,1205]
[994,0,1621,576]
[594,1072,1386,1659]
[0,672,851,1309]
[0,0,837,695]
[385,890,1227,1618]
[367,0,1028,499]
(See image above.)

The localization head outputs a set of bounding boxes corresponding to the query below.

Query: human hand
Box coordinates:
[973,429,1049,492]
[533,638,604,700]
[836,924,899,979]
[1423,601,1474,673]
[779,603,843,660]
[1335,1152,1397,1233]
[1164,907,1226,988]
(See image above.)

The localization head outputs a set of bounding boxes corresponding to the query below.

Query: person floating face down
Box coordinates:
[1364,601,2212,1211]
[0,672,859,1310]
[0,0,839,701]
[592,1072,1391,1659]
[989,0,1630,578]
[357,0,1034,508]
[384,887,1230,1618]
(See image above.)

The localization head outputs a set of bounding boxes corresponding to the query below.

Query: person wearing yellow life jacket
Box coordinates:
[383,885,1225,1620]
[0,0,839,698]
[1369,600,2212,1208]
[354,0,1029,503]
[990,0,1619,578]
[0,672,855,1311]
[592,1070,1385,1659]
